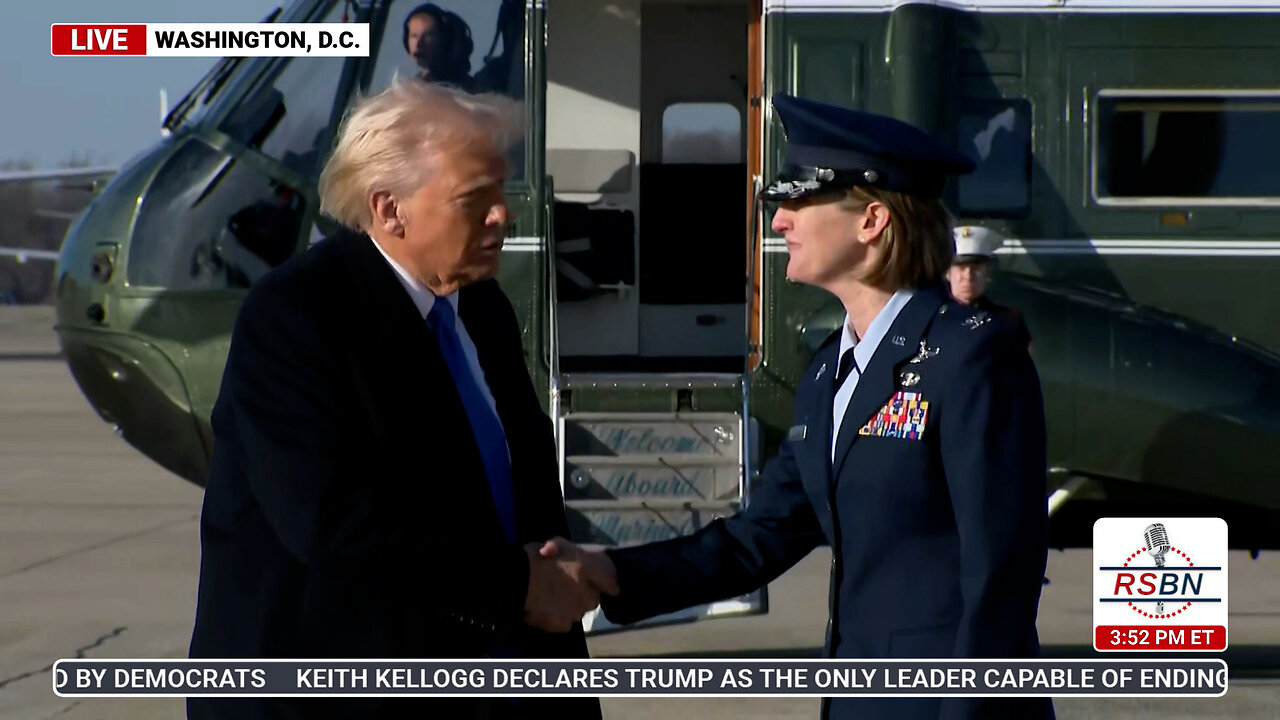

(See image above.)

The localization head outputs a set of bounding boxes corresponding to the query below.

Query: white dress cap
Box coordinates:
[953,225,1006,259]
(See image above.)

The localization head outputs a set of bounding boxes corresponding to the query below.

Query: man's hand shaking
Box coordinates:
[522,537,619,633]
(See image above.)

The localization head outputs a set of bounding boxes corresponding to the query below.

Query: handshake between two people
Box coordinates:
[523,537,619,633]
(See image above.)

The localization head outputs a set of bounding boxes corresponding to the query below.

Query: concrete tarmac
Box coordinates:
[1,307,1276,719]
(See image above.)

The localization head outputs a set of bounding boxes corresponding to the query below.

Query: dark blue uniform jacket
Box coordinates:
[601,285,1054,720]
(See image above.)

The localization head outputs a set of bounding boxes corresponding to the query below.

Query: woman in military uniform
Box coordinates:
[555,95,1054,720]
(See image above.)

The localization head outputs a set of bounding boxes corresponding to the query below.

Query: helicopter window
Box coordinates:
[162,5,292,133]
[365,0,529,179]
[218,1,350,176]
[1096,93,1280,201]
[956,100,1031,217]
[130,139,306,290]
[662,103,743,164]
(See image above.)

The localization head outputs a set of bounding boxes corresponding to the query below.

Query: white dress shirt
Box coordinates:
[831,289,915,461]
[370,238,505,427]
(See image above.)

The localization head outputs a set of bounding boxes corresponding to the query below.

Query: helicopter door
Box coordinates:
[545,1,643,364]
[636,1,748,369]
[545,0,749,372]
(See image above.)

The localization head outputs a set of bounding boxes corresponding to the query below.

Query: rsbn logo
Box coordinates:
[1093,518,1228,652]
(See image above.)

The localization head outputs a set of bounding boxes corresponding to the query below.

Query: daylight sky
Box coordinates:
[0,0,731,170]
[0,0,282,169]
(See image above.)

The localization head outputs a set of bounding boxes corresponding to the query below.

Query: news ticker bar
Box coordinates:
[54,659,1227,698]
[51,24,371,57]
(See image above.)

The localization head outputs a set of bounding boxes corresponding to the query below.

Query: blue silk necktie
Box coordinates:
[426,299,517,543]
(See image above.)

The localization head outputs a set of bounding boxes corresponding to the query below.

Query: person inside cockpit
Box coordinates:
[403,3,476,92]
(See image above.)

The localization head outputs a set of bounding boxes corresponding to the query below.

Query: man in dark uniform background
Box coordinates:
[546,95,1054,720]
[948,224,1031,348]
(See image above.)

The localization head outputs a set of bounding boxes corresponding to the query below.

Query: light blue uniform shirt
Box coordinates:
[832,289,915,461]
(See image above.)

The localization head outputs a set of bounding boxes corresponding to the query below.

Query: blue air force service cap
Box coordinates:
[763,94,977,202]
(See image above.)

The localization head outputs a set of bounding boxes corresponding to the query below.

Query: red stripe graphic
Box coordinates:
[1095,625,1226,651]
[51,25,147,56]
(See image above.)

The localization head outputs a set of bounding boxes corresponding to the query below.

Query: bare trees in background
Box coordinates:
[0,156,102,305]
[662,130,742,165]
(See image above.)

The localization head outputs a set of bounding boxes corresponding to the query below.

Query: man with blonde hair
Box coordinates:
[188,78,605,720]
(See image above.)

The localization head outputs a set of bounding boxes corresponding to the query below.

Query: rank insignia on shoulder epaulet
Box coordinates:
[963,311,991,330]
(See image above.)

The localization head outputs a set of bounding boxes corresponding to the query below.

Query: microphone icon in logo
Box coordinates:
[1144,523,1171,614]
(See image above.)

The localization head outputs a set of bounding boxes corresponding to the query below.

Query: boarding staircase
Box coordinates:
[553,372,767,634]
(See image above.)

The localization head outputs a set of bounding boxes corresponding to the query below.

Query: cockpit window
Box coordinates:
[364,0,530,180]
[1095,92,1280,202]
[217,1,350,176]
[161,4,294,133]
[162,58,245,135]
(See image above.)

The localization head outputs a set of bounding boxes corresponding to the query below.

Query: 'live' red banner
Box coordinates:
[51,25,147,55]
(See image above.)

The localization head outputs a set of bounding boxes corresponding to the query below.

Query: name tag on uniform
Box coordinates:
[858,391,930,440]
[787,424,808,442]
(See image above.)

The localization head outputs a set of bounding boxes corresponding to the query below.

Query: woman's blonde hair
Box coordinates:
[844,185,955,289]
[319,76,523,232]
